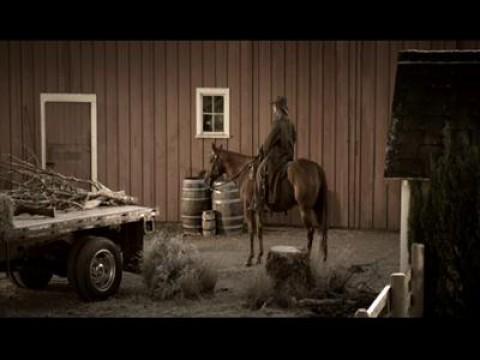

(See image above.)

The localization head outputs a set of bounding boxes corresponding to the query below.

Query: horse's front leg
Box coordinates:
[246,209,255,267]
[256,210,264,265]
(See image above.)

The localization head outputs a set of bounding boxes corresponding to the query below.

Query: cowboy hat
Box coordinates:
[271,96,289,114]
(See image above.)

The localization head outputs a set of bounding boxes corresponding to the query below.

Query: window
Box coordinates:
[196,88,230,138]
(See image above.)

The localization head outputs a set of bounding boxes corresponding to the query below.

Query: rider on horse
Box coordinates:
[254,96,297,211]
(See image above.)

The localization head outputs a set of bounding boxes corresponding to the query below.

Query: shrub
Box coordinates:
[141,229,218,301]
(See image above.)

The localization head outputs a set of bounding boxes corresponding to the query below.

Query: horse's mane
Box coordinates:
[218,148,253,161]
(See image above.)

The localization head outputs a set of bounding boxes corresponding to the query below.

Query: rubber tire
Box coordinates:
[12,260,53,289]
[74,236,123,302]
[67,238,88,291]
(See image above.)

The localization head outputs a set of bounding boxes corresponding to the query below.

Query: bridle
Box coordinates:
[207,154,259,191]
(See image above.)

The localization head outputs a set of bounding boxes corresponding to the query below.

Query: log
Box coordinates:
[265,245,313,299]
[14,204,56,218]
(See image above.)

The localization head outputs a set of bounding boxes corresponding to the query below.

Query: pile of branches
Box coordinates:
[0,154,137,216]
[245,263,378,317]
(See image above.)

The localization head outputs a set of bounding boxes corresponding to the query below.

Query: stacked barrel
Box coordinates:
[181,177,244,236]
[180,177,211,235]
[212,180,243,235]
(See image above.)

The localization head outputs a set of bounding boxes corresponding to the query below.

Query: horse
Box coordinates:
[205,143,328,266]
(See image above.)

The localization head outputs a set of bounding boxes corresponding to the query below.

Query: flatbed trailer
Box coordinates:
[0,204,156,301]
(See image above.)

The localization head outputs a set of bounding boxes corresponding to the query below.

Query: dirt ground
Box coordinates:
[0,226,399,317]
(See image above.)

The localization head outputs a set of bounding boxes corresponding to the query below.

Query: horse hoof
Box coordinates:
[245,261,253,267]
[256,257,262,265]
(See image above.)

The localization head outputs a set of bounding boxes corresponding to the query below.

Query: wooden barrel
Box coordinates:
[181,177,211,235]
[212,180,244,235]
[202,210,216,236]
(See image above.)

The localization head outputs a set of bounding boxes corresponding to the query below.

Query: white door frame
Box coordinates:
[40,93,97,182]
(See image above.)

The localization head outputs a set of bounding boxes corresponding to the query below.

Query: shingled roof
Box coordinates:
[384,50,480,179]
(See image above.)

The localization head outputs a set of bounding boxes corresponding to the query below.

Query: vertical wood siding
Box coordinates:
[0,40,466,230]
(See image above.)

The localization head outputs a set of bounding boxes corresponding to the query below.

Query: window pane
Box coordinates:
[214,115,224,132]
[214,96,224,113]
[203,114,213,132]
[203,96,213,113]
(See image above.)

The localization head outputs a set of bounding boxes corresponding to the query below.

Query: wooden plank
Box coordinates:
[354,41,362,228]
[240,41,253,157]
[57,41,68,92]
[104,41,119,191]
[190,41,204,176]
[142,41,155,207]
[117,41,131,194]
[69,41,81,92]
[80,41,94,92]
[285,41,299,225]
[93,42,107,184]
[367,284,391,318]
[323,41,336,227]
[166,41,179,221]
[9,42,23,160]
[32,42,46,163]
[0,42,11,180]
[335,41,349,228]
[297,42,310,161]
[258,41,272,155]
[202,41,216,171]
[20,42,36,158]
[227,41,241,153]
[215,41,228,150]
[252,42,260,157]
[348,41,357,229]
[359,41,376,229]
[154,41,167,220]
[178,41,192,207]
[129,41,143,204]
[373,41,390,230]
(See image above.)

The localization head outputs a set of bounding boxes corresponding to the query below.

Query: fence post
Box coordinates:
[410,243,425,317]
[390,272,409,317]
[400,180,411,273]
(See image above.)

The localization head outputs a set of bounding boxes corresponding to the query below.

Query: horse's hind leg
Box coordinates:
[300,206,315,255]
[255,211,264,265]
[246,209,255,267]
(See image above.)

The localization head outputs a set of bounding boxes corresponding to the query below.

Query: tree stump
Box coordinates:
[265,246,313,305]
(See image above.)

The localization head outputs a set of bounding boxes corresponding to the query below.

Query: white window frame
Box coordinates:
[40,93,98,182]
[196,87,230,139]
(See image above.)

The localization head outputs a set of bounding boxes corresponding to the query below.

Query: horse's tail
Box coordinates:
[314,165,328,262]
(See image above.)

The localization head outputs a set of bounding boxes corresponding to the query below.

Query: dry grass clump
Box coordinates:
[141,229,218,301]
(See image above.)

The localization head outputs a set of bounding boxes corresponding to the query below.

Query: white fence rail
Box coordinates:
[354,243,424,318]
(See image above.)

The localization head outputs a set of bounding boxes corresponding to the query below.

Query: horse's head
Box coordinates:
[205,143,226,187]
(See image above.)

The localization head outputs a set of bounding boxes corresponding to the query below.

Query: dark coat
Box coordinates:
[257,112,296,205]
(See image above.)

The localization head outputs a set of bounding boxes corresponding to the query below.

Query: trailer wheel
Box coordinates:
[9,260,53,290]
[74,236,123,301]
[67,238,87,291]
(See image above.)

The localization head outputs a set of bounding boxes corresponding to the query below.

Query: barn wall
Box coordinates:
[0,40,463,230]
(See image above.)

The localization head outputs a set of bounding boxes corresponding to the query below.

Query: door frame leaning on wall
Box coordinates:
[40,93,98,182]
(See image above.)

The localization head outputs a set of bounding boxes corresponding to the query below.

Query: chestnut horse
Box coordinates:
[205,143,328,266]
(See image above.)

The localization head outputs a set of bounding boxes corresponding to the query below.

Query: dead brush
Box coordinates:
[141,230,218,301]
[243,261,377,316]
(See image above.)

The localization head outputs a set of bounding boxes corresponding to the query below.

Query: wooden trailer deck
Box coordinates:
[10,205,156,241]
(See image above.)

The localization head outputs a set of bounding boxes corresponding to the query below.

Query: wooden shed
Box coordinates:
[1,40,478,230]
[385,49,480,270]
